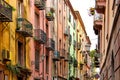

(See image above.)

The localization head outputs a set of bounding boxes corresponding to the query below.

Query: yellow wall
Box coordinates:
[0,0,31,80]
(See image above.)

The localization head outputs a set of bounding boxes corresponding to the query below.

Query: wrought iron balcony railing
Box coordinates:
[34,29,46,44]
[53,50,60,61]
[69,34,72,45]
[73,40,76,49]
[34,0,45,10]
[46,38,55,51]
[77,42,81,50]
[94,57,100,67]
[16,18,33,37]
[95,0,106,13]
[73,58,78,67]
[60,49,65,59]
[94,14,103,30]
[64,27,69,36]
[46,7,54,21]
[0,0,12,22]
[64,53,69,61]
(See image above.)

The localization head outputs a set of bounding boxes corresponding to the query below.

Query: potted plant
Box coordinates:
[89,7,95,15]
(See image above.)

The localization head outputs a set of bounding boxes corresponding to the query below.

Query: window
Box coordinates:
[17,77,23,80]
[35,13,39,29]
[18,0,24,17]
[69,13,71,22]
[34,79,40,80]
[35,50,39,70]
[46,55,49,73]
[18,41,24,66]
[111,52,115,80]
[0,71,3,80]
[60,62,62,74]
[73,21,76,30]
[59,10,62,24]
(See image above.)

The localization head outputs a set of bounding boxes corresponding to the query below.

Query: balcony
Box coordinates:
[94,14,103,30]
[34,0,45,10]
[69,56,73,64]
[46,38,55,51]
[64,27,69,36]
[69,34,72,45]
[65,53,69,61]
[73,59,78,67]
[94,57,100,67]
[34,29,46,44]
[73,40,76,49]
[0,0,12,22]
[95,0,106,13]
[77,42,81,50]
[46,7,54,21]
[93,27,98,35]
[2,49,11,64]
[60,49,65,59]
[53,50,60,61]
[16,18,33,37]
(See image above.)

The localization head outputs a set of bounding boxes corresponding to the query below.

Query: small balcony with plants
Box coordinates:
[95,0,106,13]
[46,38,55,51]
[60,49,65,59]
[5,63,32,77]
[16,18,33,37]
[34,0,45,10]
[0,0,12,22]
[94,14,103,30]
[53,50,60,61]
[34,29,46,44]
[46,7,54,21]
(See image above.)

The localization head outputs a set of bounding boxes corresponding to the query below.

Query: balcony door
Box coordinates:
[18,0,24,17]
[18,41,24,66]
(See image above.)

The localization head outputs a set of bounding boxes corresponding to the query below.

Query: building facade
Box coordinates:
[75,11,91,80]
[0,0,91,80]
[0,0,32,80]
[94,0,120,80]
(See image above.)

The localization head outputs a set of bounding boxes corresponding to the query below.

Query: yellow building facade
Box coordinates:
[0,0,32,80]
[75,11,91,80]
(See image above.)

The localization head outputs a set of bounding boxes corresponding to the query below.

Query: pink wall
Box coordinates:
[29,0,46,80]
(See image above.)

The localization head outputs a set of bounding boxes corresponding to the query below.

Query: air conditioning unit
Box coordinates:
[2,49,10,60]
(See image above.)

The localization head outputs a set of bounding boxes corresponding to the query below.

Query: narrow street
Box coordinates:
[0,0,119,80]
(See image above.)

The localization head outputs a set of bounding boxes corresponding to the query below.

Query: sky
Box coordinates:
[70,0,98,50]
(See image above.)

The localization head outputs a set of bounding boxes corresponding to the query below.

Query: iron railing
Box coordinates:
[60,49,65,59]
[46,7,54,21]
[64,27,69,36]
[0,0,12,22]
[34,0,45,10]
[53,50,60,61]
[34,29,46,44]
[46,38,55,51]
[16,18,33,37]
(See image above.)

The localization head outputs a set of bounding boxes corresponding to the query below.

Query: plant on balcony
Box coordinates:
[89,7,95,16]
[50,7,55,13]
[6,63,20,75]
